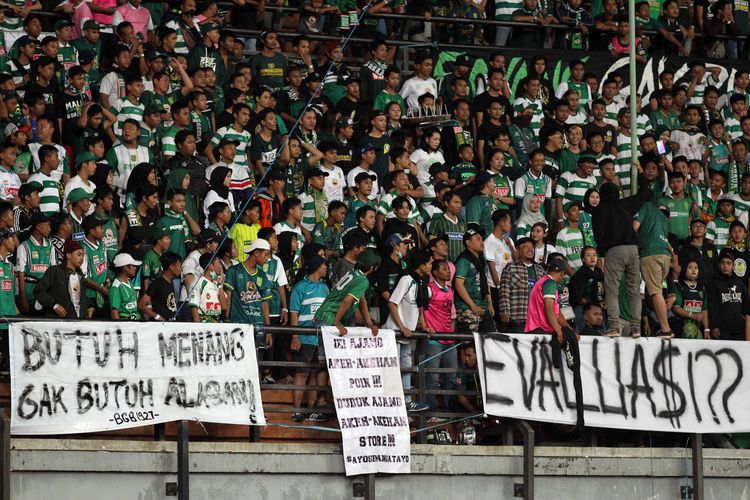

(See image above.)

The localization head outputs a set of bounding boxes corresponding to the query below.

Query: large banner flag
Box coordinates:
[475,333,750,434]
[322,326,410,476]
[10,321,265,434]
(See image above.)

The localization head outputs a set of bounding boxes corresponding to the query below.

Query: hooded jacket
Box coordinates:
[590,174,653,254]
[708,271,748,333]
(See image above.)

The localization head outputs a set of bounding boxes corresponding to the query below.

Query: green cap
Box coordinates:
[563,200,582,213]
[75,151,97,168]
[67,188,95,205]
[201,22,221,36]
[356,249,381,270]
[54,19,75,31]
[578,152,597,164]
[82,20,101,30]
[145,104,166,115]
[151,227,170,242]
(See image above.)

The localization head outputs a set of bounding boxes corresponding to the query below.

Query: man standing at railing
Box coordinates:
[498,237,545,332]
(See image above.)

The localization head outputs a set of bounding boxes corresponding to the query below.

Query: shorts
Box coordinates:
[640,254,670,296]
[294,343,325,371]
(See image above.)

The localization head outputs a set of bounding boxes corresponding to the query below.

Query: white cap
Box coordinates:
[245,238,271,253]
[113,253,142,267]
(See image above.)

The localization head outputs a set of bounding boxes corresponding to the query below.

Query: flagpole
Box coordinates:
[629,0,639,194]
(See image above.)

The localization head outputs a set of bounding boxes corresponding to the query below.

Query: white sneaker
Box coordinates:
[604,331,621,338]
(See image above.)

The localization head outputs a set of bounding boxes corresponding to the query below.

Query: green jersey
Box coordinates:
[224,262,273,325]
[673,281,707,340]
[156,209,191,259]
[466,194,500,236]
[344,195,376,229]
[427,213,466,262]
[555,225,587,272]
[634,203,671,257]
[82,238,108,304]
[299,189,329,231]
[455,255,487,311]
[373,90,406,115]
[707,216,732,249]
[109,278,140,320]
[657,194,694,240]
[0,257,15,317]
[707,139,731,175]
[99,214,120,264]
[314,268,370,324]
[141,248,163,282]
[16,235,52,300]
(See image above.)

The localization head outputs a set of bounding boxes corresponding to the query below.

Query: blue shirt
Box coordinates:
[289,277,329,345]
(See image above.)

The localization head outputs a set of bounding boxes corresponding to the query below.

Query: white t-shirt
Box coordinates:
[484,234,514,288]
[29,143,67,183]
[0,167,21,202]
[384,274,420,332]
[346,166,379,201]
[203,190,236,226]
[321,164,347,202]
[63,177,97,215]
[400,75,439,110]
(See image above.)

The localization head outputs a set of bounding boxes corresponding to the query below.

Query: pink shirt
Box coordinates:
[71,0,93,39]
[91,0,116,26]
[425,277,455,338]
[524,275,559,333]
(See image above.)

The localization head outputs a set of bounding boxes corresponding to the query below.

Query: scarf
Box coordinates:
[65,81,85,95]
[164,208,189,236]
[456,249,488,298]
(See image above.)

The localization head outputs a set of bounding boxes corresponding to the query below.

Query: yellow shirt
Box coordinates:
[230,223,261,256]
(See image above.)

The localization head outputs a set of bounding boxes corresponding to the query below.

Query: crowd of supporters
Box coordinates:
[0,0,747,425]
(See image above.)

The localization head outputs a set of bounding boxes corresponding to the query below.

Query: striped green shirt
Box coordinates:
[707,217,731,249]
[210,125,252,169]
[165,20,189,54]
[378,191,420,223]
[615,132,634,195]
[427,213,466,261]
[299,189,328,232]
[495,0,522,19]
[159,125,182,160]
[555,225,587,272]
[724,113,742,140]
[111,97,145,137]
[513,96,544,134]
[555,171,597,207]
[27,172,62,215]
[604,100,622,127]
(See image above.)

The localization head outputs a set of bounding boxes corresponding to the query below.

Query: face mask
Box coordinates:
[210,270,217,280]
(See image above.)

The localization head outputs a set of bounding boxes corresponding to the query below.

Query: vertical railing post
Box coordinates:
[519,421,534,500]
[416,355,427,444]
[0,413,9,500]
[364,473,375,500]
[177,420,189,500]
[692,434,703,500]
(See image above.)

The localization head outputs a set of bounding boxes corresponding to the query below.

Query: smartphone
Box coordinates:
[656,140,667,155]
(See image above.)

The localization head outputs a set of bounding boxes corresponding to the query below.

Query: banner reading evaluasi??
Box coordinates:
[10,321,265,435]
[475,333,750,434]
[322,326,411,476]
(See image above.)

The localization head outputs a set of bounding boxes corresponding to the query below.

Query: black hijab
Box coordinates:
[209,166,230,199]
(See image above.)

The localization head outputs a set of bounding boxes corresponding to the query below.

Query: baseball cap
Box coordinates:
[266,168,286,181]
[29,212,50,229]
[82,214,106,233]
[201,22,221,36]
[63,239,83,255]
[578,152,597,164]
[151,227,170,242]
[113,253,142,268]
[304,72,321,83]
[16,35,35,48]
[455,54,471,67]
[356,249,381,269]
[305,167,329,181]
[78,50,95,65]
[75,151,97,168]
[385,233,413,249]
[342,75,360,86]
[336,117,354,130]
[82,20,101,30]
[4,123,20,137]
[18,182,42,199]
[563,200,582,213]
[719,193,735,203]
[427,234,449,250]
[462,224,486,244]
[246,238,271,253]
[690,217,707,226]
[369,110,386,121]
[304,255,327,275]
[54,19,75,31]
[359,143,376,155]
[199,228,221,246]
[217,138,240,148]
[475,170,498,187]
[67,188,95,205]
[547,257,566,273]
[145,48,167,61]
[354,171,377,184]
[144,104,166,116]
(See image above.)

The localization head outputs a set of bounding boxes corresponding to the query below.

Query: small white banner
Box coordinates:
[322,326,411,476]
[475,333,750,434]
[10,321,265,434]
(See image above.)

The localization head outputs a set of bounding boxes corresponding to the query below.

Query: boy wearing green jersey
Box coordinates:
[314,249,380,337]
[109,253,142,321]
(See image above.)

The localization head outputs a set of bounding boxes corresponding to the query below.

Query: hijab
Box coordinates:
[126,162,156,195]
[167,168,200,223]
[277,231,296,273]
[209,166,230,199]
[517,194,546,228]
[582,188,599,214]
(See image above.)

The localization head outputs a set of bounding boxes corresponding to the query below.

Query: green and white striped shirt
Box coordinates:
[299,189,329,232]
[615,132,634,195]
[513,96,544,135]
[555,225,587,272]
[210,125,252,168]
[377,191,420,223]
[604,100,622,127]
[724,112,742,140]
[495,0,523,19]
[27,172,62,215]
[111,97,145,137]
[165,20,189,54]
[555,171,597,207]
[707,217,731,249]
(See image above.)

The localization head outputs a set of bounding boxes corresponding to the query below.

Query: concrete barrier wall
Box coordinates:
[9,440,750,499]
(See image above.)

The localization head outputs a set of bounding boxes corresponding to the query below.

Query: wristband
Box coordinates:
[281,307,289,312]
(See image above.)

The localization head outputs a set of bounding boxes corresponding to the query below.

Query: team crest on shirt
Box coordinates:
[240,281,262,302]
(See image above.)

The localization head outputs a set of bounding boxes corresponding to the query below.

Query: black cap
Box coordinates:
[547,257,567,273]
[455,54,471,67]
[427,234,449,250]
[18,182,43,199]
[463,224,486,244]
[29,212,50,228]
[305,167,330,181]
[515,236,534,248]
[82,214,106,233]
[200,228,221,246]
[354,172,377,184]
[217,138,240,148]
[304,255,327,275]
[434,181,452,193]
[266,169,286,181]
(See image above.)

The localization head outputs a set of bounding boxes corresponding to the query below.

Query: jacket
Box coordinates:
[569,265,605,307]
[708,272,748,333]
[34,264,91,319]
[498,260,546,322]
[591,174,653,254]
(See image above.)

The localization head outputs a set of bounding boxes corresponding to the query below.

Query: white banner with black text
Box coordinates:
[322,326,411,476]
[10,321,265,434]
[475,333,750,434]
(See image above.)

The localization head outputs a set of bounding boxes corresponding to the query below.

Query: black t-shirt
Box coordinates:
[334,97,358,121]
[472,91,512,120]
[591,13,617,51]
[376,254,407,323]
[56,91,88,146]
[382,171,421,194]
[478,122,505,144]
[146,275,178,320]
[584,122,617,150]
